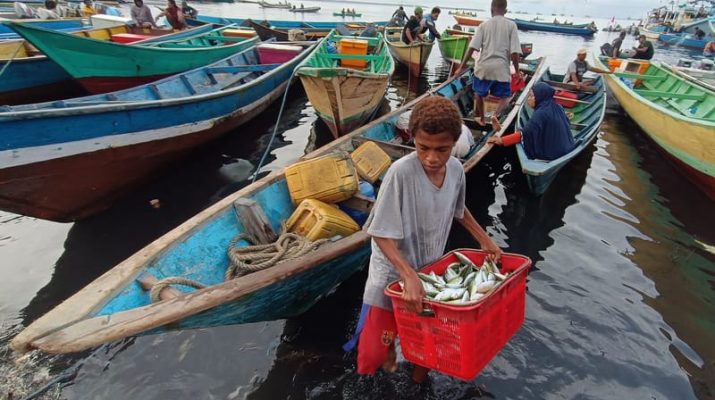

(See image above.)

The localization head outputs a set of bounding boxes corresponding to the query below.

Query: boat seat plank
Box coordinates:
[545,80,599,93]
[207,64,281,74]
[633,89,705,101]
[180,74,197,95]
[612,72,666,81]
[318,54,385,61]
[148,84,163,99]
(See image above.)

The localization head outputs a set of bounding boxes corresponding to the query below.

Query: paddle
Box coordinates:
[554,96,591,105]
[545,80,598,93]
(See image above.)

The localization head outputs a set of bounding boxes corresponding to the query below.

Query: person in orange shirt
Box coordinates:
[81,0,97,16]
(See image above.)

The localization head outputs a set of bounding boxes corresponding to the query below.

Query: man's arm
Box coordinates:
[373,236,425,314]
[511,53,521,80]
[455,208,503,261]
[589,66,611,74]
[427,22,440,39]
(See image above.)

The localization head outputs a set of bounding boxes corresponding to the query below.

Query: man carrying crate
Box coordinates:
[344,96,502,383]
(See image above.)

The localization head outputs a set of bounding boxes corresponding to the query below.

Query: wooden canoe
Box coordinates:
[661,62,715,92]
[514,69,606,195]
[0,41,315,222]
[241,18,331,41]
[296,30,394,138]
[7,22,260,93]
[10,56,545,355]
[383,26,433,78]
[453,15,483,26]
[438,29,533,65]
[512,18,597,36]
[0,23,218,105]
[0,17,85,40]
[289,6,321,12]
[333,12,362,17]
[594,56,715,201]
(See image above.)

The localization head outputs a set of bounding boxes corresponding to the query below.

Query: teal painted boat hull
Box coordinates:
[7,22,260,93]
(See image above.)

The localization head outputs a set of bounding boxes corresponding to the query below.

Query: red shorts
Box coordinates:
[356,306,398,375]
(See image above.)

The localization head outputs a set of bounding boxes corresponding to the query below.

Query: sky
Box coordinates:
[429,0,703,19]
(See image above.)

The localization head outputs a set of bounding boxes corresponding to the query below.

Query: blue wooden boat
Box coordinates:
[195,14,389,29]
[10,57,545,355]
[512,18,597,36]
[0,40,313,222]
[0,17,86,40]
[514,69,606,195]
[0,23,217,105]
[659,32,709,50]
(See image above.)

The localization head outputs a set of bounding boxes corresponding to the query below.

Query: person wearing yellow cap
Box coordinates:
[401,6,424,44]
[564,48,611,90]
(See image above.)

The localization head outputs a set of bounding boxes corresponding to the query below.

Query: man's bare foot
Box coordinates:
[411,365,430,383]
[491,115,502,132]
[475,116,486,126]
[381,345,397,373]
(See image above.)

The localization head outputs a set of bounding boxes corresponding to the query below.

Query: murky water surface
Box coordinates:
[1,4,713,399]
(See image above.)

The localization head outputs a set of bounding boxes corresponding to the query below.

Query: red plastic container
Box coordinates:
[110,33,154,44]
[554,90,578,108]
[385,249,531,381]
[257,44,303,64]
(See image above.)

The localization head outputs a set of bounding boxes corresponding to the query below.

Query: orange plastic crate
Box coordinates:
[338,38,368,69]
[385,249,531,381]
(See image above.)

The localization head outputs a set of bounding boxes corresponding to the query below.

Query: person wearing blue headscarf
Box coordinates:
[488,82,575,160]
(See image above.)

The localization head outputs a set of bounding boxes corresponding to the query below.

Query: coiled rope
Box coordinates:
[149,230,327,303]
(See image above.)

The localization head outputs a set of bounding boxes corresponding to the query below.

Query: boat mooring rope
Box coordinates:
[225,230,328,279]
[149,230,327,303]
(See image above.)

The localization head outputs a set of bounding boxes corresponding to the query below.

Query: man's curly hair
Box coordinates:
[408,96,462,141]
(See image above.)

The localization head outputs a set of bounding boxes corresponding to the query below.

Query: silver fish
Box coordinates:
[454,251,479,270]
[422,281,440,297]
[476,280,497,294]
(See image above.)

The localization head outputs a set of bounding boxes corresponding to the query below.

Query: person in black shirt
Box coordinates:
[401,7,424,44]
[390,6,407,26]
[633,35,654,60]
[181,0,197,19]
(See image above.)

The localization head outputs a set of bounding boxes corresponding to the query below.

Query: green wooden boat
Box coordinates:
[593,56,715,201]
[437,30,470,64]
[296,30,394,138]
[7,22,260,94]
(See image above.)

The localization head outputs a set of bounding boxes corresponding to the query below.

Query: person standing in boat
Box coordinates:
[632,34,654,60]
[563,48,611,90]
[346,96,502,384]
[131,0,157,28]
[401,7,424,44]
[487,82,575,161]
[181,0,197,19]
[156,0,186,30]
[420,7,442,41]
[453,0,523,127]
[390,6,408,26]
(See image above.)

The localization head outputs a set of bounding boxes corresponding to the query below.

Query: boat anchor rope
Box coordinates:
[147,230,327,303]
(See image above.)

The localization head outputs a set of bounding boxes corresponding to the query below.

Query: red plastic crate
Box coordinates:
[384,249,531,381]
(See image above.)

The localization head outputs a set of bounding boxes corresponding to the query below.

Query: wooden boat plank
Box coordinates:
[29,231,370,353]
[633,89,705,101]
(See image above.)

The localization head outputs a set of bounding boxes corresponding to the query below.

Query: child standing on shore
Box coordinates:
[351,96,502,383]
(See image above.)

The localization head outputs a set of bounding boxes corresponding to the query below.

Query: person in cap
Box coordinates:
[487,82,575,161]
[563,48,611,90]
[401,6,424,44]
[453,0,522,126]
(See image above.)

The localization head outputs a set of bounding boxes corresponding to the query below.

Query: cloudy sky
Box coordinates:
[428,0,700,19]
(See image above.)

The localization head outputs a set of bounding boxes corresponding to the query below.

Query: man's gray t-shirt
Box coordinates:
[362,152,466,310]
[469,15,521,82]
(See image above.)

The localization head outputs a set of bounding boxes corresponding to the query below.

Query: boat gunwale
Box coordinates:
[0,41,314,120]
[594,56,715,127]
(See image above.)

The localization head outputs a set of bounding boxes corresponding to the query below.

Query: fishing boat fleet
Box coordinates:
[4,2,715,362]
